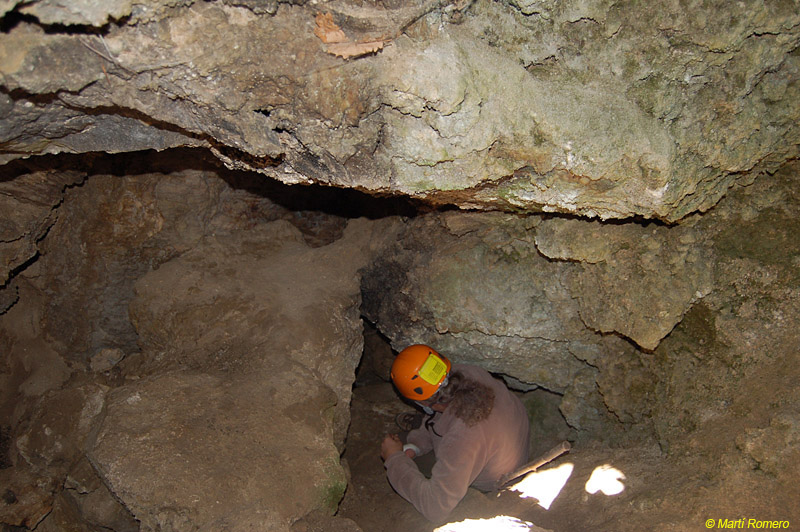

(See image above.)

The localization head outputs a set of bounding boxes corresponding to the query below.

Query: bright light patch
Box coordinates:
[434,515,535,532]
[507,462,574,510]
[585,464,626,496]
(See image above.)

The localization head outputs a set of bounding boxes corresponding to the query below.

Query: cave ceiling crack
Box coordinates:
[565,16,601,26]
[2,6,131,36]
[450,329,571,345]
[1,252,39,291]
[58,99,199,137]
[565,344,599,371]
[0,233,26,244]
[51,94,285,169]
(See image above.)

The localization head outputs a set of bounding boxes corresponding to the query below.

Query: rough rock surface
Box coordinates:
[0,167,85,291]
[535,217,713,351]
[362,161,800,452]
[90,219,396,531]
[90,369,343,531]
[0,1,798,529]
[361,210,678,437]
[1,160,402,530]
[1,159,797,531]
[31,169,223,362]
[348,161,799,530]
[1,0,798,220]
[16,384,107,478]
[651,162,800,458]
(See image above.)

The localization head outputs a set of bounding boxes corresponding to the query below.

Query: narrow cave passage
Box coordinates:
[341,314,798,532]
[1,150,429,532]
[338,320,628,532]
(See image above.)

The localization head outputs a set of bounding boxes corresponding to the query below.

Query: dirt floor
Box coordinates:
[338,382,798,532]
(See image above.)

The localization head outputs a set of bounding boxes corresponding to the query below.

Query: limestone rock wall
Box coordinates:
[0,159,400,530]
[362,162,800,454]
[32,170,226,363]
[1,0,798,221]
[361,211,658,439]
[0,166,85,313]
[0,151,797,531]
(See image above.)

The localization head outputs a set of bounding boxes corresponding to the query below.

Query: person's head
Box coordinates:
[390,344,451,404]
[390,345,495,425]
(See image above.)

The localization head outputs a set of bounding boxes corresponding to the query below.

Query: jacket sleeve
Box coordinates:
[406,423,434,456]
[385,425,486,523]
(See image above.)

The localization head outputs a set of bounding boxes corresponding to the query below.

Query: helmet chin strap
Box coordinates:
[415,402,434,415]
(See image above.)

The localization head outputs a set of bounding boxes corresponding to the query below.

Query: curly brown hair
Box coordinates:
[436,371,495,427]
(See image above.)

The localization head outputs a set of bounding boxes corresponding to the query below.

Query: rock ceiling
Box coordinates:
[1,0,798,221]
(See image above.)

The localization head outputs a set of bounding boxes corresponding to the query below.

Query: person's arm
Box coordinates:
[405,415,435,456]
[385,426,486,522]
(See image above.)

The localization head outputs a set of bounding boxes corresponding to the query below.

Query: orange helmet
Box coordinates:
[391,344,452,400]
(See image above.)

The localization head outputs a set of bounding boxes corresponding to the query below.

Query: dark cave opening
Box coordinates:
[354,319,395,389]
[1,147,425,217]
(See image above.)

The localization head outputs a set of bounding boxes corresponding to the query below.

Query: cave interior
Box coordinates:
[1,0,799,531]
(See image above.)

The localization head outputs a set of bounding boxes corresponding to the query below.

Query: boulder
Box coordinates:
[90,370,345,531]
[534,217,713,350]
[89,219,400,530]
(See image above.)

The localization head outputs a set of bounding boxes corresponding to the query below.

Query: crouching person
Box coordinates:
[381,344,530,523]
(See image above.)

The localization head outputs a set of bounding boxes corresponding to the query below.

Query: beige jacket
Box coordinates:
[384,364,530,522]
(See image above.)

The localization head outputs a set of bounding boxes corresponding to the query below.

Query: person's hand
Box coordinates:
[381,434,403,461]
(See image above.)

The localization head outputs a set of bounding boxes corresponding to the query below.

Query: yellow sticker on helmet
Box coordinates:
[418,354,447,385]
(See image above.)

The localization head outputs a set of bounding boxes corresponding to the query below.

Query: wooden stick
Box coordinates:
[496,440,572,491]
